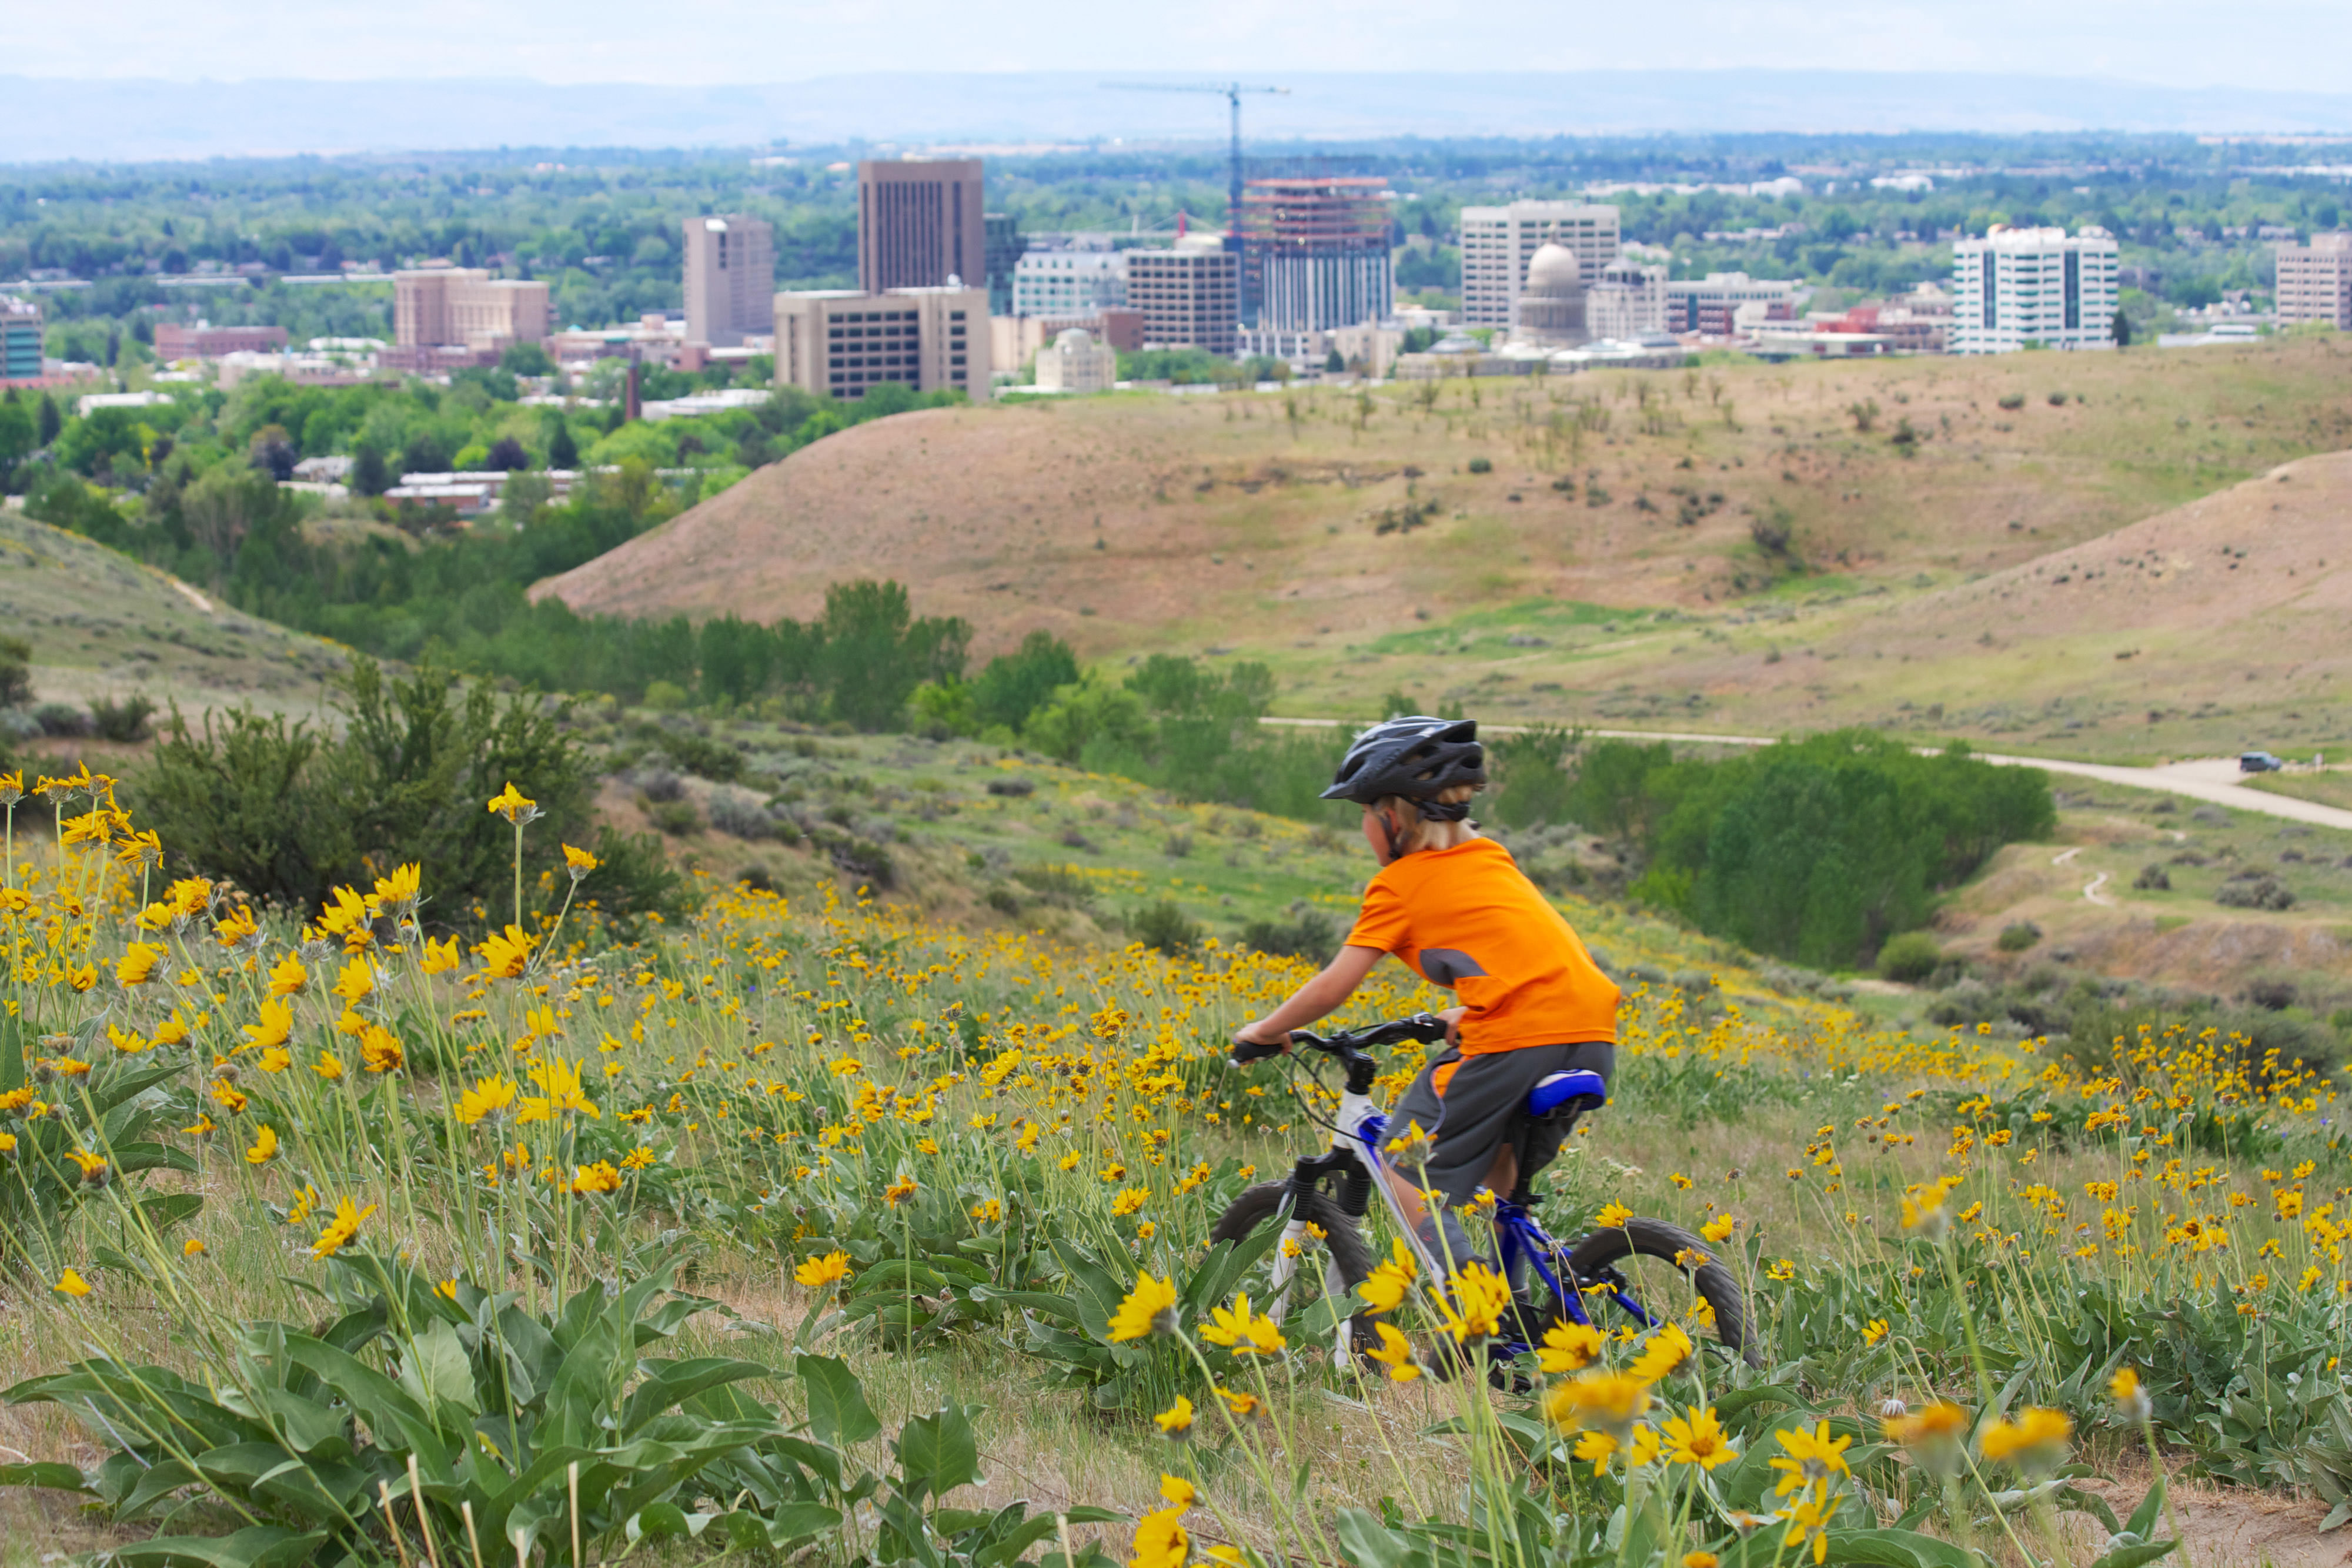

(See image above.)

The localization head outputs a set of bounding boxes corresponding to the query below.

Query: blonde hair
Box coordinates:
[1371,782,1481,857]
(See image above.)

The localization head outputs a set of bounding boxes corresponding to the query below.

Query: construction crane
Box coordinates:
[1101,81,1289,246]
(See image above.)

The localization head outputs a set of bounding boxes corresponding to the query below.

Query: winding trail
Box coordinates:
[1259,719,2352,834]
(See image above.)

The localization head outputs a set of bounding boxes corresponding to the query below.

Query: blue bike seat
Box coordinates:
[1527,1069,1607,1120]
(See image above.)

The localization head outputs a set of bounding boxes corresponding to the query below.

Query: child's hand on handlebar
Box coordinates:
[1228,1021,1291,1065]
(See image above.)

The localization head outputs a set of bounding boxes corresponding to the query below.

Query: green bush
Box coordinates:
[1997,920,2044,951]
[1876,930,1944,982]
[136,660,682,933]
[88,694,155,743]
[1487,725,1579,830]
[1581,730,2054,968]
[1131,900,1200,954]
[1466,455,1493,473]
[0,634,31,710]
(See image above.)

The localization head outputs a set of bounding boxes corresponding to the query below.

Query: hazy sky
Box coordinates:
[5,0,2347,95]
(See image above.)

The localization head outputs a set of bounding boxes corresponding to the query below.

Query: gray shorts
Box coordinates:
[1387,1039,1615,1217]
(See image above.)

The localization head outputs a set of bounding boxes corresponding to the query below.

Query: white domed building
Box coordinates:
[1511,242,1589,349]
[1034,326,1118,393]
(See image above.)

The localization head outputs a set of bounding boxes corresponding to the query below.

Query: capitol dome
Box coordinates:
[1526,242,1582,292]
[1514,242,1589,348]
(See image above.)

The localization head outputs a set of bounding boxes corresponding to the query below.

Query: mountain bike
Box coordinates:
[1212,1014,1761,1371]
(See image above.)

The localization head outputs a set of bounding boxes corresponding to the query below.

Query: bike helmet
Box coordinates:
[1321,716,1486,814]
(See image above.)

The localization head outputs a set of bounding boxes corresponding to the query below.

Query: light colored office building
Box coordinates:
[1586,259,1668,339]
[1459,202,1621,330]
[1665,273,1802,336]
[1127,236,1239,355]
[391,268,550,355]
[1012,250,1127,317]
[2275,233,2352,329]
[857,158,985,293]
[683,215,776,347]
[1947,226,2120,354]
[154,322,289,359]
[1033,327,1118,393]
[773,285,989,403]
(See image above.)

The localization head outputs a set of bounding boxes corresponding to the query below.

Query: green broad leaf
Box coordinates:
[1335,1506,1412,1568]
[967,1286,1083,1325]
[0,1460,91,1493]
[2090,1542,2179,1568]
[109,1140,197,1177]
[396,1318,480,1418]
[797,1352,882,1445]
[139,1192,205,1237]
[102,1525,332,1568]
[619,1355,773,1436]
[625,1501,701,1542]
[2059,1484,2122,1534]
[1825,1528,1986,1568]
[2124,1477,2167,1542]
[893,1403,981,1504]
[851,1261,948,1296]
[761,1501,845,1547]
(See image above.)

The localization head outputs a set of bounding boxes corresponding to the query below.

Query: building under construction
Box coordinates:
[1242,175,1392,332]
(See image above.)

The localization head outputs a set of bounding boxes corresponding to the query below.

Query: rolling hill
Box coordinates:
[1,510,352,726]
[532,336,2352,760]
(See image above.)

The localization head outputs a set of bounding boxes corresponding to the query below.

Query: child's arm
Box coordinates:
[1232,945,1384,1047]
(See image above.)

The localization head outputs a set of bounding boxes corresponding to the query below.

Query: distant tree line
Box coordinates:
[1552,730,2054,968]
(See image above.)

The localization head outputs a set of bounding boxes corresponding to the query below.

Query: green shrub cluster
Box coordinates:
[1563,730,2054,967]
[135,660,682,932]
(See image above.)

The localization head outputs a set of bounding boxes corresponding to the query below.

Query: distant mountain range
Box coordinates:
[8,70,2352,163]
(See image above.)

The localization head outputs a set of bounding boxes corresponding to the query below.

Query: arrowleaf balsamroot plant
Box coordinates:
[0,763,2341,1564]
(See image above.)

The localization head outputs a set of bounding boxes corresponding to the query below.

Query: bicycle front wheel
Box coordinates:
[1558,1216,1763,1368]
[1207,1181,1378,1351]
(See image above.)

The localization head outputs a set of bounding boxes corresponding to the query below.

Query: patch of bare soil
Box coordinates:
[2069,1467,2352,1568]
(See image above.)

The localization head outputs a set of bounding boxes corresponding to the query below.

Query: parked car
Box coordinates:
[2239,751,2286,773]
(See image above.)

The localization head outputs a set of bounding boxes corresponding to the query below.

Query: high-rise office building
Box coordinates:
[1665,273,1800,335]
[1458,202,1622,331]
[683,215,776,347]
[1126,236,1240,355]
[983,213,1027,316]
[1012,251,1128,317]
[2276,233,2352,330]
[1,297,40,380]
[1947,226,2119,354]
[1244,176,1393,332]
[773,284,990,403]
[857,159,985,293]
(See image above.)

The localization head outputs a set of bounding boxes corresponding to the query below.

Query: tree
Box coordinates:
[485,435,530,470]
[1324,349,1346,373]
[35,394,61,447]
[350,442,389,497]
[499,342,555,376]
[181,463,287,563]
[817,579,970,730]
[545,417,581,470]
[248,423,297,481]
[0,398,34,485]
[969,631,1079,733]
[2112,309,2132,348]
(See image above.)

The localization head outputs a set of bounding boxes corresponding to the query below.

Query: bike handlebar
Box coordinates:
[1227,1012,1450,1069]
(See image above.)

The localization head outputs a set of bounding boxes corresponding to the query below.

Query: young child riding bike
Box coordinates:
[1231,715,1621,1279]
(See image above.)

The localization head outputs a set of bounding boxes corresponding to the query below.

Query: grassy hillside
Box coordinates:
[0,509,352,726]
[532,337,2352,761]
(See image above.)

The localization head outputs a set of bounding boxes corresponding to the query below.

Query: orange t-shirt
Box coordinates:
[1343,837,1620,1055]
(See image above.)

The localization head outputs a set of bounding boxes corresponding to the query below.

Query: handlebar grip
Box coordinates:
[1228,1033,1290,1066]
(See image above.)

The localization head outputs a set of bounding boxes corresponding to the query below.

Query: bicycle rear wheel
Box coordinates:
[1555,1216,1763,1368]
